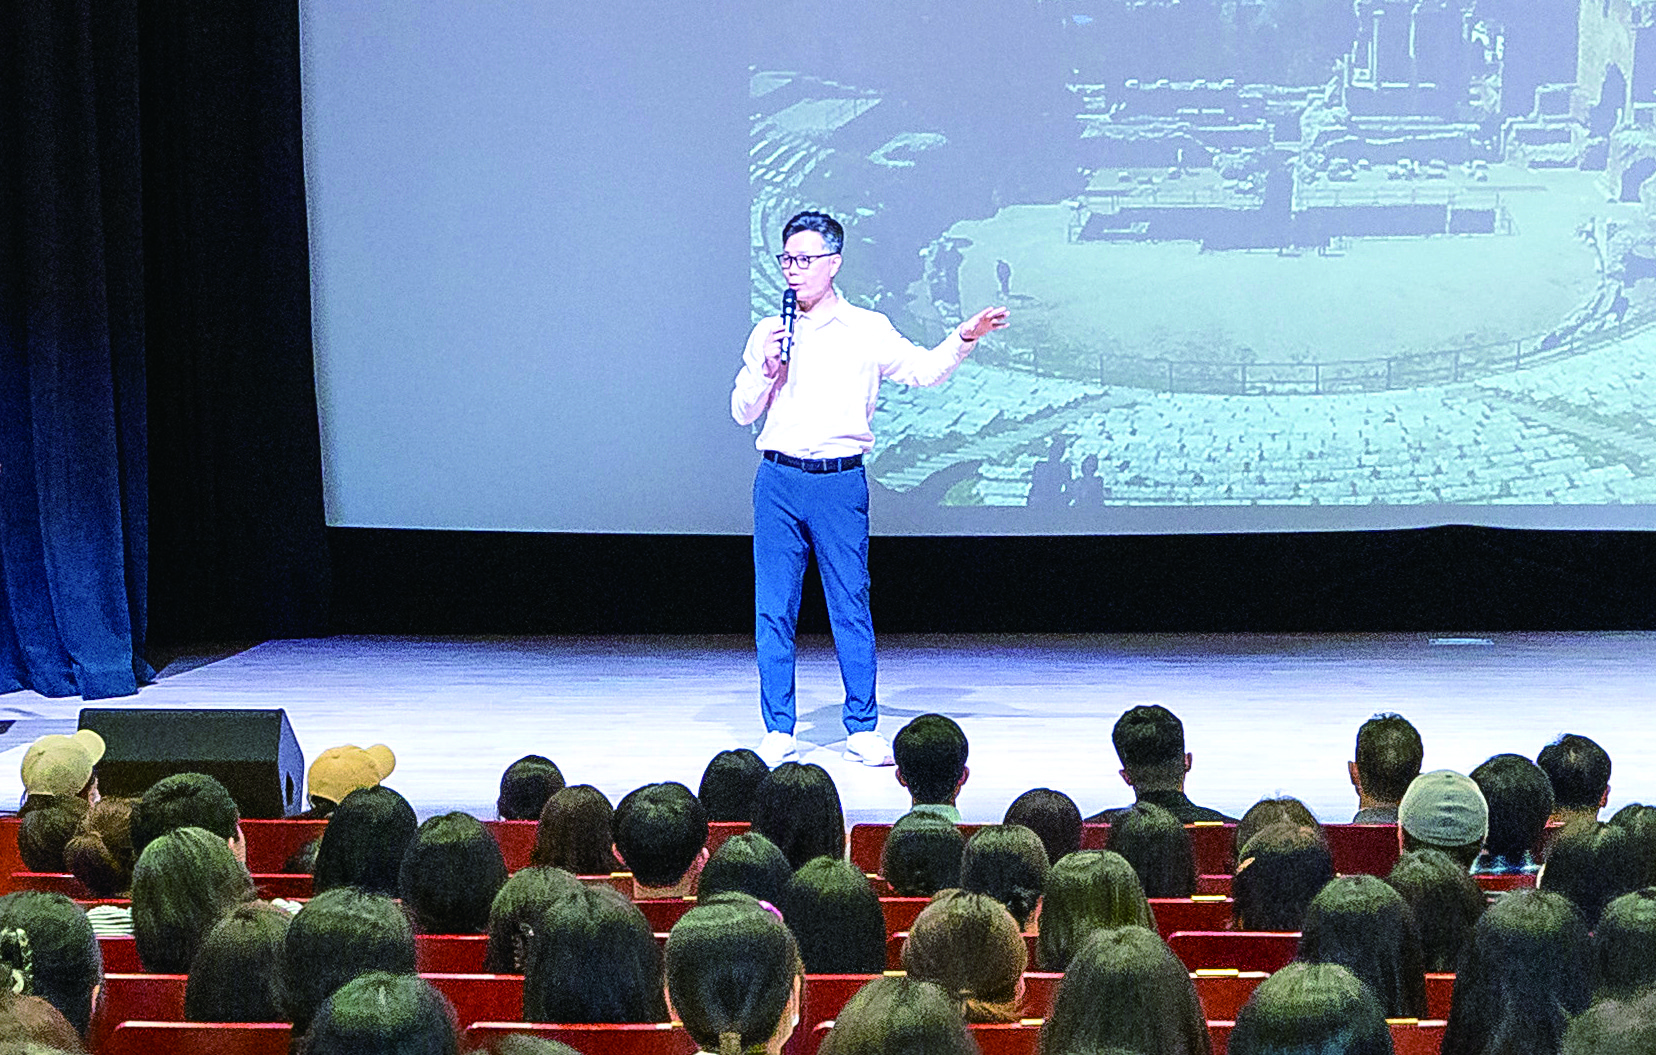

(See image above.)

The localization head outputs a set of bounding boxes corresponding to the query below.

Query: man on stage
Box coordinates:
[731,210,1009,768]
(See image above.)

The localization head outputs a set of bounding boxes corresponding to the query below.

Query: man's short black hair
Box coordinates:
[893,715,969,805]
[130,772,241,857]
[497,755,565,821]
[1111,706,1186,785]
[612,782,709,888]
[1355,714,1423,804]
[1538,734,1612,812]
[1471,753,1555,862]
[782,210,844,254]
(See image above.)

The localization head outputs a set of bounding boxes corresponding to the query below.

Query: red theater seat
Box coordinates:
[1166,931,1300,973]
[1475,873,1536,892]
[578,873,636,895]
[706,822,751,855]
[483,820,538,871]
[422,974,524,1030]
[635,898,698,932]
[9,873,90,897]
[850,824,985,873]
[1425,974,1454,1021]
[92,974,187,1052]
[414,934,491,974]
[878,898,930,935]
[794,975,880,1055]
[1190,971,1268,1021]
[99,936,143,973]
[1324,824,1402,876]
[1148,898,1233,939]
[251,873,312,899]
[238,820,328,874]
[463,1022,698,1055]
[106,1021,290,1055]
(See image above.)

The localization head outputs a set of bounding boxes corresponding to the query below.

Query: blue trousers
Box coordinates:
[753,459,878,735]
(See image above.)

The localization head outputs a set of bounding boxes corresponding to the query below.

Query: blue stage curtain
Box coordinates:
[0,0,151,699]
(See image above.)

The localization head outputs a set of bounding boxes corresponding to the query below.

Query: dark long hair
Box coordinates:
[753,763,845,870]
[1232,823,1333,932]
[1594,887,1656,1002]
[818,976,979,1055]
[666,893,802,1055]
[1540,820,1643,929]
[312,785,418,896]
[1003,789,1082,866]
[1228,962,1393,1055]
[959,824,1048,929]
[306,972,458,1055]
[282,888,417,1035]
[1107,802,1196,898]
[185,901,291,1023]
[1296,875,1427,1019]
[699,833,793,906]
[484,866,584,974]
[0,891,101,1036]
[882,812,964,898]
[1386,849,1484,973]
[901,890,1025,1024]
[1441,890,1592,1055]
[131,825,257,974]
[531,785,616,874]
[399,812,509,934]
[780,857,886,974]
[1035,851,1153,972]
[522,883,667,1024]
[1041,925,1211,1055]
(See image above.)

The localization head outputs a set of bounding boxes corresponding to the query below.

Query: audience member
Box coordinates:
[1235,797,1322,864]
[1609,803,1656,887]
[0,892,101,1037]
[1539,819,1643,929]
[1398,770,1487,871]
[881,812,965,898]
[1563,987,1656,1055]
[300,743,396,819]
[19,731,104,810]
[64,796,136,937]
[753,763,846,871]
[1107,801,1197,898]
[780,857,886,974]
[893,715,970,821]
[1041,925,1212,1055]
[1232,823,1334,932]
[129,772,245,863]
[1470,753,1553,875]
[530,784,616,874]
[131,825,257,973]
[817,976,977,1055]
[1088,705,1234,823]
[666,894,802,1055]
[697,749,768,823]
[18,797,87,873]
[484,866,584,974]
[522,883,667,1023]
[902,889,1026,1023]
[612,782,709,898]
[698,832,793,906]
[1537,733,1611,826]
[1035,851,1154,972]
[487,1039,583,1055]
[1594,888,1656,1002]
[497,755,566,821]
[1441,890,1591,1055]
[0,986,86,1053]
[1228,962,1393,1055]
[184,901,292,1022]
[312,784,419,897]
[1295,875,1427,1019]
[304,972,458,1055]
[959,824,1048,930]
[283,888,417,1036]
[399,812,509,934]
[1385,849,1485,973]
[1348,713,1422,824]
[1004,788,1083,865]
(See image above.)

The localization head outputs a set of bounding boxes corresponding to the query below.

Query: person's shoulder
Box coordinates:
[1084,806,1127,825]
[1184,802,1237,824]
[833,300,891,327]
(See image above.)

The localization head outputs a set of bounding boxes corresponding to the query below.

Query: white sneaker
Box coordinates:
[844,730,894,767]
[756,730,800,767]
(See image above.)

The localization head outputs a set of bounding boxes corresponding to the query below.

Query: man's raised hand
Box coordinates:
[960,306,1011,343]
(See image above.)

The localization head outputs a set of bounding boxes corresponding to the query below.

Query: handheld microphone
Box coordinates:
[780,289,797,363]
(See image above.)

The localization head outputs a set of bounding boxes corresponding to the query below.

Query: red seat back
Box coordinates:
[9,873,90,897]
[878,898,930,935]
[1197,875,1232,896]
[483,820,538,872]
[106,1021,290,1055]
[1148,898,1233,940]
[238,820,328,874]
[1021,973,1061,1018]
[635,898,697,932]
[463,1022,698,1055]
[93,974,187,1052]
[0,818,23,893]
[1324,824,1401,877]
[251,873,312,899]
[1166,931,1300,973]
[706,822,751,856]
[423,974,524,1030]
[1425,975,1454,1022]
[1190,971,1268,1021]
[1474,872,1536,892]
[794,975,879,1055]
[578,873,635,895]
[100,936,144,973]
[415,934,491,974]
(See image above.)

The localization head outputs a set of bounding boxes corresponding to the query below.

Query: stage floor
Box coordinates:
[4,633,1654,825]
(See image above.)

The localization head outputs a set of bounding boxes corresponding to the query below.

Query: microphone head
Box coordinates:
[782,288,797,316]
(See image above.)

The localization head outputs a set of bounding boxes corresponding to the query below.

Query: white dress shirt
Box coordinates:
[730,291,975,459]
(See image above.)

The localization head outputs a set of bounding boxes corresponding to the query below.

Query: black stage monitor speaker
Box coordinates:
[78,708,305,818]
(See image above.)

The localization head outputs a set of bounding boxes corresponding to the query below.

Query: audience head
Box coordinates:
[698,749,769,823]
[1540,818,1643,928]
[1003,788,1082,865]
[399,812,509,934]
[1563,989,1656,1055]
[531,784,616,874]
[63,796,135,897]
[612,782,709,889]
[1399,770,1488,870]
[1235,797,1321,862]
[666,894,803,1055]
[131,825,256,973]
[902,889,1026,1023]
[0,892,101,1037]
[283,887,417,1035]
[484,866,584,974]
[1035,851,1153,972]
[1471,753,1554,863]
[1232,822,1334,932]
[305,972,457,1055]
[497,755,566,821]
[753,763,845,871]
[894,715,970,806]
[1385,848,1485,973]
[20,730,104,802]
[1111,705,1189,791]
[312,784,419,896]
[306,743,396,814]
[882,812,965,898]
[522,883,667,1023]
[18,798,87,873]
[0,988,86,1052]
[1442,890,1591,1055]
[1351,713,1423,806]
[780,857,886,974]
[1296,875,1427,1019]
[185,901,292,1023]
[1537,733,1611,816]
[1594,888,1656,1002]
[1108,801,1197,898]
[1610,803,1656,887]
[817,976,978,1055]
[698,832,793,906]
[960,824,1048,929]
[129,772,242,860]
[1041,925,1212,1055]
[1228,962,1392,1055]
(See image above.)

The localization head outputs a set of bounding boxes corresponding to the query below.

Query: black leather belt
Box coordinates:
[763,450,864,473]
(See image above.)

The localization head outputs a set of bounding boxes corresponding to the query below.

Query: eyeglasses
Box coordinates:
[776,252,838,271]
